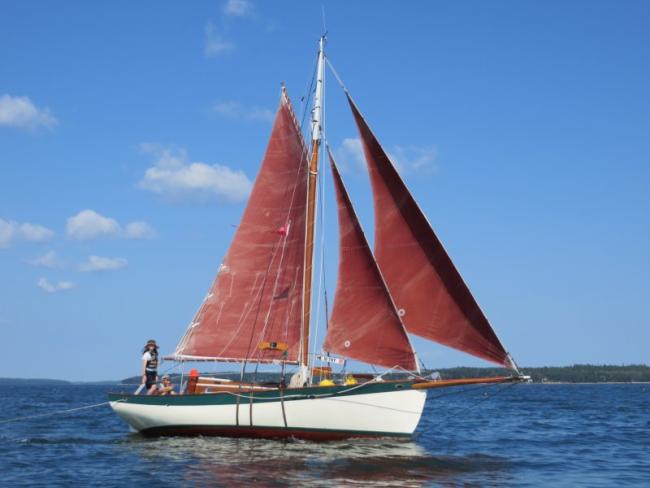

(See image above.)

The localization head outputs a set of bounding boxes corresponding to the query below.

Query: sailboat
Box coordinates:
[109,37,526,440]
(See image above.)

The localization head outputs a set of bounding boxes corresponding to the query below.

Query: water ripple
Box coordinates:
[0,383,649,487]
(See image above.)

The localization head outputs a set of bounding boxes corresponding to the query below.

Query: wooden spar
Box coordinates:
[301,36,325,368]
[302,140,320,367]
[411,375,526,390]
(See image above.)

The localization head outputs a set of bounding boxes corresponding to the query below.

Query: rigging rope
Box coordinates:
[178,375,383,401]
[427,379,515,401]
[310,64,329,371]
[325,57,349,95]
[299,47,319,132]
[0,400,119,425]
[416,382,521,437]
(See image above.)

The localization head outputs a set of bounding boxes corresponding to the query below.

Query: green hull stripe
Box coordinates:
[108,381,415,406]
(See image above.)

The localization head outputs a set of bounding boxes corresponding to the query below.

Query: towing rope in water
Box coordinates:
[427,380,514,401]
[0,400,121,425]
[420,381,520,435]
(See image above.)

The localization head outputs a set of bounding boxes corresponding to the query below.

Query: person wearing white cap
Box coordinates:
[158,374,176,396]
[141,339,159,395]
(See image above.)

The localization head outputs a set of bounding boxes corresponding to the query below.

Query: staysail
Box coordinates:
[171,89,309,363]
[347,96,512,367]
[322,153,418,371]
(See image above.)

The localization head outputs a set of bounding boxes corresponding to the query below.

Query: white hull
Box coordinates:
[110,387,427,440]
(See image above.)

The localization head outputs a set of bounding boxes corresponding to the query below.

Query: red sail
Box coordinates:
[172,89,308,363]
[348,96,511,367]
[323,154,417,371]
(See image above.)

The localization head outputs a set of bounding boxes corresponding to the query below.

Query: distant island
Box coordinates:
[119,364,650,384]
[0,378,119,386]
[0,377,71,386]
[434,364,650,383]
[4,365,649,386]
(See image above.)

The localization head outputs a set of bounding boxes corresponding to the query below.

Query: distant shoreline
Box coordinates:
[3,364,650,385]
[433,365,650,384]
[0,378,121,386]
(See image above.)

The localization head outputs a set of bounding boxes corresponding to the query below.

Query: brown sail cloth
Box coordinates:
[172,89,309,363]
[348,95,512,367]
[323,153,418,371]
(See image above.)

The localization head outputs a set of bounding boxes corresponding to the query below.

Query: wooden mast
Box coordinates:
[301,36,325,370]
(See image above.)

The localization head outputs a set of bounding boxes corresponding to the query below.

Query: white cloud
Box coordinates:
[205,22,235,57]
[123,221,156,239]
[204,0,258,57]
[37,277,74,293]
[79,255,128,272]
[223,0,252,17]
[0,219,17,248]
[0,218,54,248]
[66,210,154,241]
[0,94,57,130]
[19,223,55,242]
[388,145,437,174]
[336,137,367,171]
[27,250,63,269]
[139,145,252,203]
[335,137,437,174]
[213,100,273,122]
[66,210,119,240]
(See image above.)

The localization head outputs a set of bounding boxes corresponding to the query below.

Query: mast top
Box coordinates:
[311,36,326,143]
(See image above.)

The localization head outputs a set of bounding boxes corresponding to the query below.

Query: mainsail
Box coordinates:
[171,89,309,363]
[347,96,512,368]
[323,153,418,371]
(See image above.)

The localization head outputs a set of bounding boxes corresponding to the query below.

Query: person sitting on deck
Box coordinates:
[158,374,176,396]
[141,339,159,395]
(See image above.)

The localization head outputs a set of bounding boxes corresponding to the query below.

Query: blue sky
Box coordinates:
[1,1,648,381]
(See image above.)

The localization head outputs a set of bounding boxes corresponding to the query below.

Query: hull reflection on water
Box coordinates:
[122,435,510,487]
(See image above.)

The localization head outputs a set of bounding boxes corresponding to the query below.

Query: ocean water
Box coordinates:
[0,383,649,487]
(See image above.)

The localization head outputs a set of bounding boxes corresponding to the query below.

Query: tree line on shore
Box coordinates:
[5,364,649,385]
[435,364,650,383]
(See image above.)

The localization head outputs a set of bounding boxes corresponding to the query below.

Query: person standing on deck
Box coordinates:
[141,339,159,395]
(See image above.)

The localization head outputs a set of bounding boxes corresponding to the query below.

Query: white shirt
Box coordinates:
[142,351,157,371]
